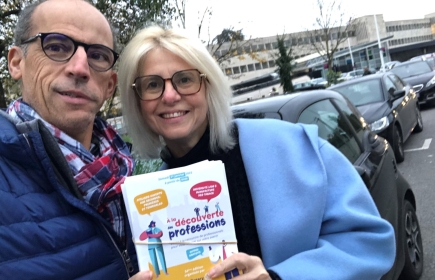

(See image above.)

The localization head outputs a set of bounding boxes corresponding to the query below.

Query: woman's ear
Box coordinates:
[8,46,24,80]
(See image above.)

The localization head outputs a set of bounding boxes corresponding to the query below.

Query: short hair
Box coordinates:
[118,26,235,159]
[14,0,118,53]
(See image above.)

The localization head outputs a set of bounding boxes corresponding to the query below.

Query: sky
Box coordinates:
[181,0,433,41]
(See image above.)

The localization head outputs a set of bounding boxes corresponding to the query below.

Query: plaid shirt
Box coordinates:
[7,99,134,240]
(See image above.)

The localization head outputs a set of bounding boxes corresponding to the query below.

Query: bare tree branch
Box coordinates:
[173,0,186,28]
[305,0,355,76]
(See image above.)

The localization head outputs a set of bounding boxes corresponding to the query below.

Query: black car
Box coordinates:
[231,90,423,280]
[390,60,435,106]
[329,73,423,163]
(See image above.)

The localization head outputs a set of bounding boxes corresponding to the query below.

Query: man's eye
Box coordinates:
[44,43,69,53]
[89,51,110,62]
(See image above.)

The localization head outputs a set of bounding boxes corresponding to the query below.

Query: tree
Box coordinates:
[214,29,244,44]
[0,0,37,108]
[274,34,294,93]
[304,0,355,84]
[93,0,175,118]
[206,27,255,70]
[171,0,255,74]
[94,0,174,49]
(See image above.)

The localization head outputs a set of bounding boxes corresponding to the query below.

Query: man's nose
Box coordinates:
[64,46,91,81]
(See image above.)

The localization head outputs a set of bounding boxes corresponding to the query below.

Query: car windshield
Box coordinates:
[332,79,384,106]
[390,61,432,78]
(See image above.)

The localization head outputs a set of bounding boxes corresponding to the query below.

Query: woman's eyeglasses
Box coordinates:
[132,69,206,101]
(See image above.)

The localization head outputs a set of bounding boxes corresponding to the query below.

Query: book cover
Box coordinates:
[122,161,239,280]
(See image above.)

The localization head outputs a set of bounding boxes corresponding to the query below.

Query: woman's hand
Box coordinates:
[129,271,153,280]
[206,253,271,280]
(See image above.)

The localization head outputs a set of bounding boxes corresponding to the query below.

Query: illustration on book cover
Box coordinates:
[122,161,239,280]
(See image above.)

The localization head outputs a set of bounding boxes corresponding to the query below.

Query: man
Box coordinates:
[1,0,151,279]
[363,67,373,76]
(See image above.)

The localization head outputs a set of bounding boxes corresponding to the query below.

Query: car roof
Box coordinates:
[393,60,428,67]
[231,90,348,115]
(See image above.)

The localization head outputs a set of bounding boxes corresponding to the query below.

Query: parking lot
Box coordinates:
[398,104,435,279]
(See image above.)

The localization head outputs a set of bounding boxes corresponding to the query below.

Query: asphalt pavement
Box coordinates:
[398,104,435,280]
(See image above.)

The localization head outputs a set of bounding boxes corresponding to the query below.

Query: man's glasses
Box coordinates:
[132,69,206,101]
[20,32,119,72]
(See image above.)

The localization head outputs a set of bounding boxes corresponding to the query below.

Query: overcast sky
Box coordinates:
[180,0,433,41]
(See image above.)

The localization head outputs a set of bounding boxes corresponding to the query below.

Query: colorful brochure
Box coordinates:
[121,160,239,280]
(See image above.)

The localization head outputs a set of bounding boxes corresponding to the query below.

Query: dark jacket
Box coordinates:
[0,112,138,280]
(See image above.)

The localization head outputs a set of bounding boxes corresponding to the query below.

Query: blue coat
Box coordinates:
[0,112,138,279]
[162,118,396,279]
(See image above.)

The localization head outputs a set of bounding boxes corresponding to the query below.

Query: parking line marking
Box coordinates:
[404,138,432,152]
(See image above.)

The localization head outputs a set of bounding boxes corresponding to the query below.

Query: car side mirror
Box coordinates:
[391,89,406,100]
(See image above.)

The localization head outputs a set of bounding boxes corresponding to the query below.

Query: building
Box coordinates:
[217,13,435,85]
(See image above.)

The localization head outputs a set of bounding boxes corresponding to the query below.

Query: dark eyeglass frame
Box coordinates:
[20,32,119,72]
[132,69,207,101]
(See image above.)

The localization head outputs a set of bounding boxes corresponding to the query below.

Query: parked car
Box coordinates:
[310,77,328,87]
[409,53,435,69]
[341,68,376,81]
[231,90,423,280]
[341,69,365,81]
[293,81,326,92]
[389,60,435,106]
[329,73,423,163]
[377,61,401,73]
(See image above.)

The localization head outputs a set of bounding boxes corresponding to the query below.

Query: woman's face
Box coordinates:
[138,48,209,157]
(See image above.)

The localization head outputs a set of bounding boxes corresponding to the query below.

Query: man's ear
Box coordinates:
[106,70,118,100]
[8,46,24,80]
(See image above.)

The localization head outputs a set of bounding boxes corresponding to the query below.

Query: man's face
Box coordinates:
[8,0,116,146]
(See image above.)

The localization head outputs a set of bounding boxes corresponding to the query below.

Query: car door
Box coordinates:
[296,98,400,247]
[388,74,416,139]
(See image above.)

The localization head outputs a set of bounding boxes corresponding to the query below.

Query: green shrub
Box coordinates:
[121,134,163,175]
[133,158,163,175]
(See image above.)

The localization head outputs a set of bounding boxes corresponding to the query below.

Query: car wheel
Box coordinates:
[413,107,423,133]
[393,125,405,163]
[399,200,424,280]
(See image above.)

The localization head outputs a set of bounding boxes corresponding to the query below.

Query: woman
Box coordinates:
[119,26,395,280]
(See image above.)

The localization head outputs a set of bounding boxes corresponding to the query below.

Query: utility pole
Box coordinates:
[347,37,355,70]
[373,14,385,72]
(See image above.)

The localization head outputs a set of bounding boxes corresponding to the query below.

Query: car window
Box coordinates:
[333,99,365,144]
[297,99,361,163]
[383,76,396,92]
[390,61,432,78]
[332,79,385,106]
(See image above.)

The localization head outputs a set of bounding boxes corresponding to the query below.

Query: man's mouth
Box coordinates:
[59,92,79,98]
[161,111,187,119]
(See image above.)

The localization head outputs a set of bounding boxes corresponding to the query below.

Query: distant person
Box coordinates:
[363,67,373,76]
[118,26,396,279]
[269,87,279,96]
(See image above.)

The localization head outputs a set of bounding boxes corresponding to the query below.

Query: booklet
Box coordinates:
[121,160,239,280]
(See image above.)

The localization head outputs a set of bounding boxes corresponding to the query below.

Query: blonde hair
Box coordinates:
[118,26,235,159]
